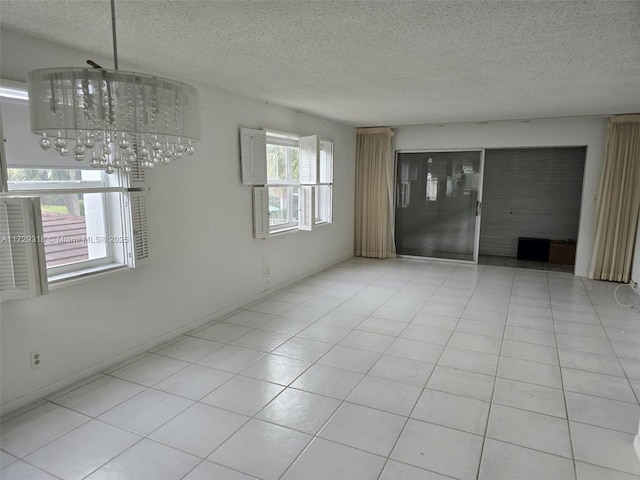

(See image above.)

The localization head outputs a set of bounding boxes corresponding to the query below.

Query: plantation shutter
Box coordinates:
[128,158,146,186]
[253,186,270,239]
[128,191,149,266]
[0,197,48,301]
[299,135,318,185]
[319,140,334,184]
[240,128,267,185]
[299,186,315,231]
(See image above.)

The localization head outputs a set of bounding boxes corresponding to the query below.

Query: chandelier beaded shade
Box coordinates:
[26,0,200,174]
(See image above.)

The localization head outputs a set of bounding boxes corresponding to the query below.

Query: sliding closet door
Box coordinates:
[395,150,483,261]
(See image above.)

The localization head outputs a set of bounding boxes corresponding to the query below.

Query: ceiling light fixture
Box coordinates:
[26,0,200,173]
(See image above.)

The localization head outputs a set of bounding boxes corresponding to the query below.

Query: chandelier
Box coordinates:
[26,0,200,173]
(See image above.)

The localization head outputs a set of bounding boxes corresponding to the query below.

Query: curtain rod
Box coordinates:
[365,113,619,129]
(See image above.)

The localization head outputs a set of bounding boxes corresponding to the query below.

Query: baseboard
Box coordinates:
[0,254,353,418]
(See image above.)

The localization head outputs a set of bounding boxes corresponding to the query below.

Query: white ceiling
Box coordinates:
[1,0,639,126]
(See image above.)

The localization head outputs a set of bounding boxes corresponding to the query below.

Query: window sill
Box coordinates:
[48,263,129,289]
[269,226,299,236]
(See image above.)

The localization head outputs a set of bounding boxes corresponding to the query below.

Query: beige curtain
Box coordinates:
[589,114,640,282]
[354,127,396,258]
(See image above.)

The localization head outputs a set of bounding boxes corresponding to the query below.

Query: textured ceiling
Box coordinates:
[1,0,639,126]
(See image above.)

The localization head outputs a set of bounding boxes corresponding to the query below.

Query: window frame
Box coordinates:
[265,130,301,234]
[0,84,143,285]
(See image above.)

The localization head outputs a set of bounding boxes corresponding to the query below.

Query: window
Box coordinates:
[266,131,300,232]
[241,127,333,237]
[0,84,147,291]
[6,168,128,278]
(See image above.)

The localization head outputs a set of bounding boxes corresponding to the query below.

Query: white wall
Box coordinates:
[392,118,608,276]
[0,29,356,414]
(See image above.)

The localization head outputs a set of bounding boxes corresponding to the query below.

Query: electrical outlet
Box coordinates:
[265,265,271,277]
[30,350,42,369]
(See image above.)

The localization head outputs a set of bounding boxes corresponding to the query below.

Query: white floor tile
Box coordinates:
[385,338,444,364]
[492,377,566,418]
[0,450,18,469]
[448,331,502,355]
[411,312,459,330]
[208,419,311,480]
[182,461,258,479]
[369,355,434,386]
[356,317,407,336]
[149,403,247,458]
[291,364,363,399]
[240,354,310,385]
[570,421,640,475]
[110,354,189,387]
[501,339,559,365]
[347,375,422,416]
[84,438,200,480]
[317,310,366,328]
[411,389,490,435]
[478,438,575,480]
[338,330,395,353]
[562,368,637,403]
[255,388,341,434]
[437,346,499,376]
[504,325,557,347]
[98,389,193,435]
[575,462,640,480]
[498,357,562,389]
[272,337,333,362]
[297,323,352,343]
[155,336,224,362]
[456,318,505,338]
[391,419,483,480]
[557,333,616,356]
[486,404,572,458]
[24,420,140,480]
[224,310,275,328]
[259,317,312,336]
[201,376,283,416]
[190,323,252,343]
[0,402,90,457]
[319,403,405,456]
[317,345,381,373]
[0,461,59,480]
[426,365,495,401]
[281,438,385,480]
[566,391,640,434]
[558,348,626,376]
[379,460,452,479]
[400,325,452,346]
[247,299,294,315]
[231,330,291,352]
[152,364,234,400]
[53,376,146,417]
[195,345,265,373]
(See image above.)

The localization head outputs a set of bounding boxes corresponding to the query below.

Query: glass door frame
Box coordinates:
[393,148,486,264]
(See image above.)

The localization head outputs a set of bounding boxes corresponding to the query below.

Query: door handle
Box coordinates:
[476,201,482,216]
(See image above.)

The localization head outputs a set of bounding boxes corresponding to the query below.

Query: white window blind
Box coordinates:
[0,196,48,301]
[240,127,267,185]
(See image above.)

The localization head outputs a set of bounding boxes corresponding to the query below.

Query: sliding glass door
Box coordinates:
[395,150,483,262]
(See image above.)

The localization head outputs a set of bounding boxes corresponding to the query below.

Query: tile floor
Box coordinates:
[2,257,640,479]
[478,254,575,273]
